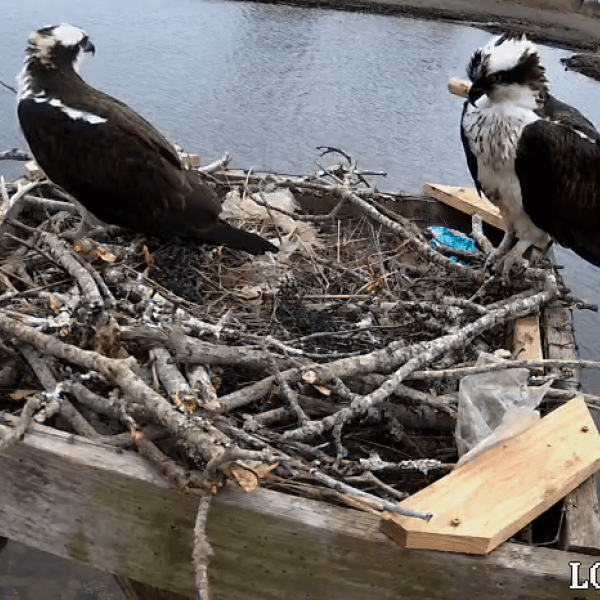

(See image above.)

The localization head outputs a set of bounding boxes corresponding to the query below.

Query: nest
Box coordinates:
[0,149,573,589]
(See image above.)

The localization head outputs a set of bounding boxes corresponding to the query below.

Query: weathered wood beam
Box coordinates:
[114,576,192,600]
[544,291,600,555]
[0,419,599,599]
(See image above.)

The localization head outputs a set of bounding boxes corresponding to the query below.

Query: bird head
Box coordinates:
[25,24,95,72]
[466,33,548,108]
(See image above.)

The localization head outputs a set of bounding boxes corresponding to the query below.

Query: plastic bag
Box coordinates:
[455,352,552,468]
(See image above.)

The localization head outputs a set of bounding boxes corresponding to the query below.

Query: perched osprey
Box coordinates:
[461,33,600,271]
[16,24,277,255]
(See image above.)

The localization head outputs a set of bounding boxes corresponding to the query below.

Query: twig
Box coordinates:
[0,79,17,94]
[9,225,104,310]
[0,312,231,463]
[0,394,44,450]
[204,447,284,481]
[132,432,213,492]
[471,214,494,255]
[345,472,408,501]
[408,358,600,380]
[193,494,213,600]
[198,152,230,174]
[310,470,432,521]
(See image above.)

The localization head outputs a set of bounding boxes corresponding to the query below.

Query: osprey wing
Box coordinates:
[17,97,195,231]
[460,101,482,196]
[541,94,600,142]
[88,87,183,169]
[515,119,600,266]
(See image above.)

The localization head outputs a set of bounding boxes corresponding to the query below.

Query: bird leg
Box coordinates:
[61,201,123,241]
[495,238,531,281]
[484,225,515,274]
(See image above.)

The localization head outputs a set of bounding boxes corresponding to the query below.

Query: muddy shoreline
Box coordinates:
[242,0,600,51]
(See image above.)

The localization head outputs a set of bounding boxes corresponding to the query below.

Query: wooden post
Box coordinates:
[544,285,600,555]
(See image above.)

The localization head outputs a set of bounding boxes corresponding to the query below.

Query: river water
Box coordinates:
[1,0,600,596]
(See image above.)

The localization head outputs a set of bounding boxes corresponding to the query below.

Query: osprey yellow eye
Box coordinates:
[488,75,497,85]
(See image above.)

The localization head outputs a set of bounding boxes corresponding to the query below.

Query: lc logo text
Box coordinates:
[570,562,600,589]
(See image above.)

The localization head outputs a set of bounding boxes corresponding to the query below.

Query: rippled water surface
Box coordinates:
[2,0,600,595]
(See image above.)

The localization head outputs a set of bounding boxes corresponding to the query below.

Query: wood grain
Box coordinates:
[381,398,600,554]
[423,183,505,231]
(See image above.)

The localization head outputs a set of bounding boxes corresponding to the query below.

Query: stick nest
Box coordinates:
[0,150,564,517]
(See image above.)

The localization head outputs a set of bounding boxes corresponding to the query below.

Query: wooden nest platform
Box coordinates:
[0,148,598,599]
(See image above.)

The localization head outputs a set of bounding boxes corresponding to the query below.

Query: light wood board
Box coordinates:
[381,398,600,555]
[513,315,543,362]
[423,183,505,231]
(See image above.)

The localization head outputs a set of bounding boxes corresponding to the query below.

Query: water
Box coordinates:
[1,0,600,595]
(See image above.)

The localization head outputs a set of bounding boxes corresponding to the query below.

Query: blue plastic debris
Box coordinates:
[427,226,477,255]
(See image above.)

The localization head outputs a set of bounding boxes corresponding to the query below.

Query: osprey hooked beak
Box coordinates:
[468,83,485,107]
[81,37,95,56]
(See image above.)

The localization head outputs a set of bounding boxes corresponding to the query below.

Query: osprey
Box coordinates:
[461,33,600,271]
[16,24,277,255]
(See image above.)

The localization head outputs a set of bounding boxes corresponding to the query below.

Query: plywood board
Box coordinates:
[381,398,600,555]
[543,289,600,554]
[423,183,505,231]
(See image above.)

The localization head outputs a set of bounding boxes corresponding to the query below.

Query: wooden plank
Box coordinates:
[381,398,600,555]
[513,314,544,376]
[423,183,505,231]
[543,286,600,554]
[2,420,600,598]
[562,477,600,555]
[513,315,543,363]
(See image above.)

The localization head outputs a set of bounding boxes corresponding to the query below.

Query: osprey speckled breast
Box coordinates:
[16,24,278,255]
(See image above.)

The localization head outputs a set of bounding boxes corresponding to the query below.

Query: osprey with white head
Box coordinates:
[16,24,278,255]
[460,32,600,273]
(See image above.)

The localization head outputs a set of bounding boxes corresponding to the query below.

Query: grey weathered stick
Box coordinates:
[0,312,230,463]
[408,358,600,380]
[310,470,432,521]
[0,394,43,451]
[152,346,192,395]
[20,346,102,439]
[186,364,218,409]
[193,494,213,600]
[198,152,230,173]
[471,213,494,256]
[36,230,103,309]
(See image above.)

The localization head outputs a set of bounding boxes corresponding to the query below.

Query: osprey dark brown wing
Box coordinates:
[515,119,600,267]
[16,23,277,255]
[18,96,197,231]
